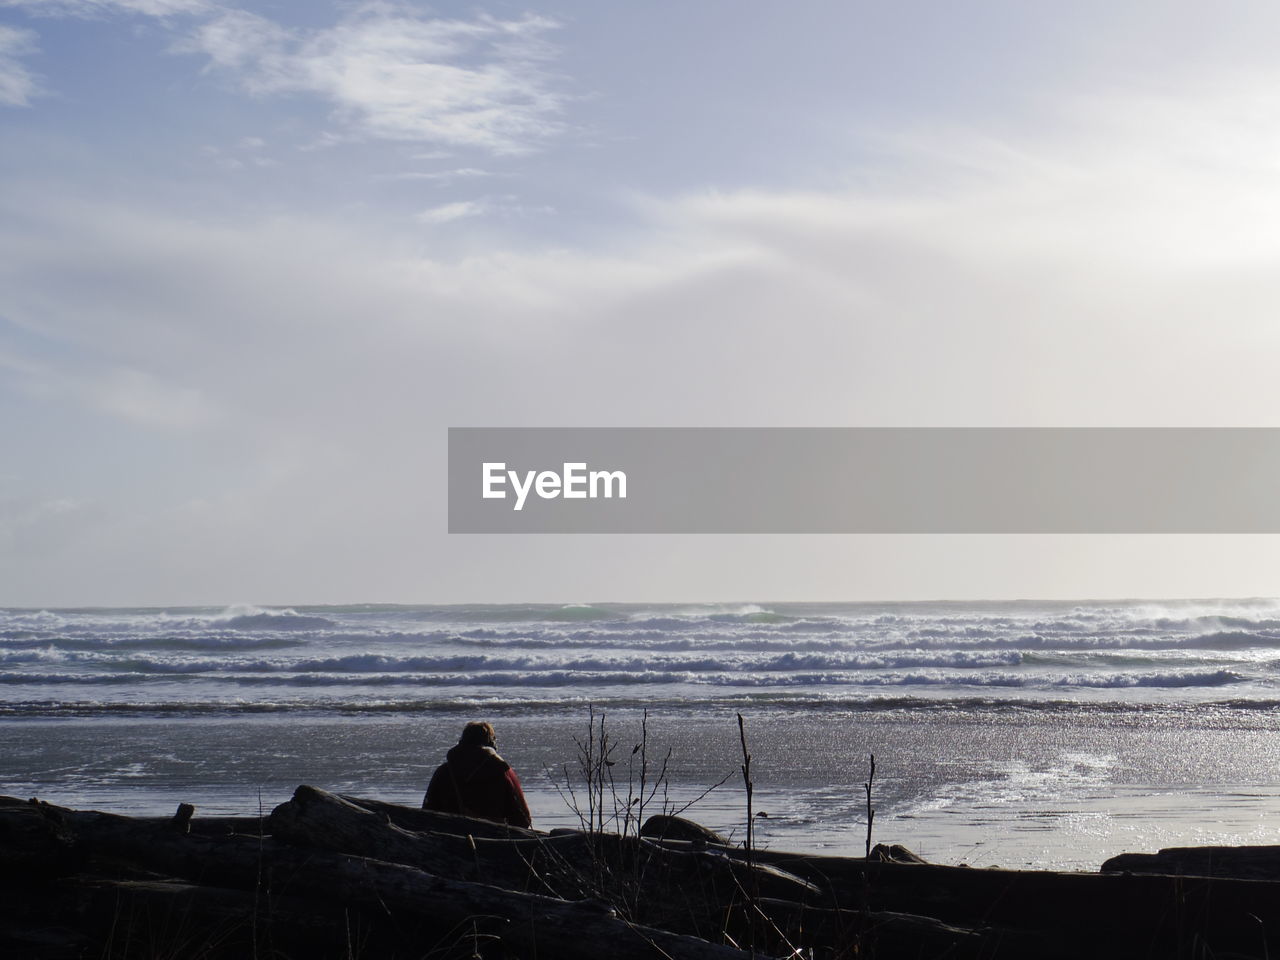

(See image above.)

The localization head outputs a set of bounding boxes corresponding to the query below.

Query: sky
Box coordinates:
[3,0,1280,605]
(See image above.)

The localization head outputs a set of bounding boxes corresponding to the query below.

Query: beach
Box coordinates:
[6,599,1280,871]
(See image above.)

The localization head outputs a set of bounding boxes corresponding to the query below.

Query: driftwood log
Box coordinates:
[9,789,1280,959]
[1102,844,1280,882]
[273,785,1013,955]
[271,784,824,942]
[696,838,1280,959]
[3,794,766,959]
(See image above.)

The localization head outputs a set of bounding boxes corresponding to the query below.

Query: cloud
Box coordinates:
[200,135,279,170]
[416,199,485,223]
[183,4,566,154]
[9,72,1280,601]
[0,0,209,16]
[414,194,555,224]
[0,25,39,106]
[11,73,1280,440]
[387,166,492,183]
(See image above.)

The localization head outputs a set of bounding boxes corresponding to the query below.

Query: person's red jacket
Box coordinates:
[423,743,532,828]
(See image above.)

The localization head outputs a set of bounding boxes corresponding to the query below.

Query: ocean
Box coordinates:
[4,599,1280,870]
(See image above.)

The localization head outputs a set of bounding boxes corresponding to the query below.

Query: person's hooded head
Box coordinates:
[447,721,507,776]
[458,721,496,749]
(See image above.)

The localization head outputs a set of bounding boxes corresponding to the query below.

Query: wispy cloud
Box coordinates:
[0,0,210,16]
[415,194,555,223]
[183,3,567,154]
[200,134,278,170]
[417,199,485,224]
[0,25,39,106]
[386,166,493,183]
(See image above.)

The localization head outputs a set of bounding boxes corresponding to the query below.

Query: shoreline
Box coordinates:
[11,702,1280,875]
[23,779,1280,874]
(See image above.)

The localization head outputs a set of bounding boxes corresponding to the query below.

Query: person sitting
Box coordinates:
[423,721,532,828]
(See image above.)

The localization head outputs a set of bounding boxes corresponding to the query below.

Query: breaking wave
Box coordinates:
[1,599,1278,716]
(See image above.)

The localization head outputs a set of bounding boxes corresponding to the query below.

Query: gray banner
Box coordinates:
[448,428,1280,533]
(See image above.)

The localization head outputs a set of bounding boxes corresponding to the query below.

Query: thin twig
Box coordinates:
[864,753,876,860]
[736,712,758,956]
